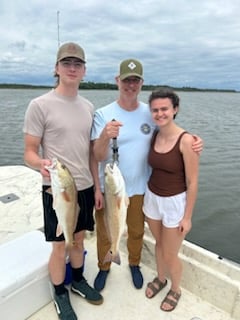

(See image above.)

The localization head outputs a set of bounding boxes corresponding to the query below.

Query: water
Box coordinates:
[1,88,240,264]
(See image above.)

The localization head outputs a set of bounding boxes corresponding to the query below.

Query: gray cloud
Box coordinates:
[0,0,239,90]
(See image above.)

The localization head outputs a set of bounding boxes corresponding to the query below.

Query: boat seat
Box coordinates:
[0,230,52,320]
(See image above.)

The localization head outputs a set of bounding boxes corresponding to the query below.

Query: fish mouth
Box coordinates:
[45,158,58,171]
[51,158,58,168]
[105,162,116,173]
[109,162,115,169]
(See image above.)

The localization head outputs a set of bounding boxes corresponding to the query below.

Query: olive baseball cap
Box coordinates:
[119,59,143,80]
[56,42,86,63]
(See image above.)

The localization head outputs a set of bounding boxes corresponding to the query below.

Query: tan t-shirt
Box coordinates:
[23,89,94,190]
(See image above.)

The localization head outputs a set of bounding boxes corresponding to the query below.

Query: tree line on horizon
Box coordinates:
[0,82,237,93]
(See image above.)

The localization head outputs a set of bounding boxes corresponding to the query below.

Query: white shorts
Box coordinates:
[143,186,186,228]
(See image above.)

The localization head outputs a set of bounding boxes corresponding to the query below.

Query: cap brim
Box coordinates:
[119,73,143,80]
[57,54,86,63]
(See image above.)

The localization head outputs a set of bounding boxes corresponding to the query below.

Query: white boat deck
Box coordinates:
[28,232,235,320]
[0,166,239,320]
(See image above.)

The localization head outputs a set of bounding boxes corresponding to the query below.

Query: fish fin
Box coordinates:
[61,190,71,202]
[56,224,63,237]
[45,187,52,194]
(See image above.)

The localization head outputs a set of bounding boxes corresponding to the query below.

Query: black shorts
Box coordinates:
[42,185,95,242]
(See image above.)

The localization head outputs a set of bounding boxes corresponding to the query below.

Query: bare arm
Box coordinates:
[24,133,51,179]
[180,134,199,235]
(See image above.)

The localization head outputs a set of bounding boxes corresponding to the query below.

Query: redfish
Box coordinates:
[103,163,129,265]
[45,158,79,248]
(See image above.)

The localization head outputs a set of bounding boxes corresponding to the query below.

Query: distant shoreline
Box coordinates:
[0,82,238,93]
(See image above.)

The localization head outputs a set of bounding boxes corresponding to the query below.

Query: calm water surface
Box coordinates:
[0,88,240,263]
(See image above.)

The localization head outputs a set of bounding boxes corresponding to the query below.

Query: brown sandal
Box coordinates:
[160,289,181,312]
[145,277,167,299]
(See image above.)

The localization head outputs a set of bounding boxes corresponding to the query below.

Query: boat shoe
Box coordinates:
[71,277,103,305]
[54,291,77,320]
[129,265,143,289]
[94,270,110,291]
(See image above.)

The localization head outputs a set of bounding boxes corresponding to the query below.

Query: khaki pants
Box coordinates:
[95,195,145,270]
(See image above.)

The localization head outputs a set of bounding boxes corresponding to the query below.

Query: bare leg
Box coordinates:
[145,217,166,298]
[48,241,66,285]
[161,226,184,311]
[70,230,85,268]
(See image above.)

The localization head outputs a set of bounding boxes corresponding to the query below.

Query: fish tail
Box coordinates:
[112,252,121,265]
[56,224,63,237]
[103,251,112,264]
[103,250,121,265]
[72,240,79,248]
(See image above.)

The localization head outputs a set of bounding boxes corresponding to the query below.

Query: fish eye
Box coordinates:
[61,164,66,169]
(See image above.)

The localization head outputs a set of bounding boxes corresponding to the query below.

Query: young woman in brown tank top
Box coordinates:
[143,88,199,312]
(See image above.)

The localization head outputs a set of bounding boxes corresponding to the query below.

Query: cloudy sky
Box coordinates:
[0,0,239,90]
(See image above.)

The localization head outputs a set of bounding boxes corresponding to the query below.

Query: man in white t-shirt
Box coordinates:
[91,58,203,292]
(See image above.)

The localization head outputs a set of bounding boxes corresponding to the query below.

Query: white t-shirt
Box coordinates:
[91,101,156,196]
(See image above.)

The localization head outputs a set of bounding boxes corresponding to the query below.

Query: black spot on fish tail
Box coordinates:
[103,250,121,265]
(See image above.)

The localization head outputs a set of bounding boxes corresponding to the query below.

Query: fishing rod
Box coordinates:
[57,11,60,47]
[111,119,119,166]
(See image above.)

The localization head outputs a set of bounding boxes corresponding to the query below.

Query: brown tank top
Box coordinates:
[148,130,188,196]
